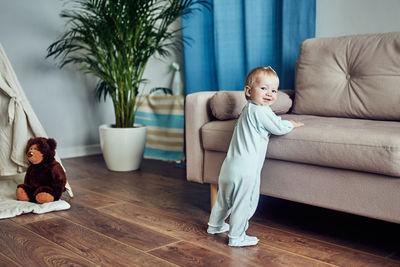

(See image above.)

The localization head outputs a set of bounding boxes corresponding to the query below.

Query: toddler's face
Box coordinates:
[245,75,278,106]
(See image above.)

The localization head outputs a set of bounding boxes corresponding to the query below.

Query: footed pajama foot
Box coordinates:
[207,222,230,234]
[229,235,259,247]
[36,192,54,204]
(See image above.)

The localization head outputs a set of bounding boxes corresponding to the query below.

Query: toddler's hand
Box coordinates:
[289,120,304,128]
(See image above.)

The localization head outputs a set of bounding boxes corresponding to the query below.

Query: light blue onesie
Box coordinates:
[208,100,294,244]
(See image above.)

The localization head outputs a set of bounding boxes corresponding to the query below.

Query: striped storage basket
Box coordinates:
[134,95,184,162]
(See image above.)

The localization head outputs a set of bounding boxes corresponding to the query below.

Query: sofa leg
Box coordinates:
[210,183,218,209]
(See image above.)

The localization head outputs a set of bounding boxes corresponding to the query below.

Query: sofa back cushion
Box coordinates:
[293,32,400,120]
[210,90,292,120]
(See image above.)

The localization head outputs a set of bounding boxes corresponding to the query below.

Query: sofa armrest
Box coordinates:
[185,91,216,183]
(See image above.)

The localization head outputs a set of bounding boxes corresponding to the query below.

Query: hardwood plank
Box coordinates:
[10,212,59,225]
[25,217,175,267]
[63,185,124,208]
[223,242,333,267]
[0,251,20,267]
[0,220,96,266]
[149,241,243,267]
[253,195,400,257]
[55,203,178,251]
[140,158,186,180]
[63,156,208,204]
[100,203,333,267]
[71,174,211,224]
[63,156,186,181]
[100,202,212,240]
[62,155,110,180]
[248,223,400,267]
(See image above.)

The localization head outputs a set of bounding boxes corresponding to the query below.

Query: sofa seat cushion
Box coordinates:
[201,115,400,177]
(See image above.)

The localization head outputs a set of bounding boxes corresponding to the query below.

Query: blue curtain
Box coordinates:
[182,0,316,95]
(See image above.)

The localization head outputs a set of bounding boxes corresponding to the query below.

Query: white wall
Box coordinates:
[1,0,400,158]
[0,0,181,158]
[316,0,400,37]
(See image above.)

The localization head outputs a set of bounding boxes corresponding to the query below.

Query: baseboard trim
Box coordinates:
[58,144,102,159]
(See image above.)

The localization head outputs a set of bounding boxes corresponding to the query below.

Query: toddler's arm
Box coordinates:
[256,107,294,135]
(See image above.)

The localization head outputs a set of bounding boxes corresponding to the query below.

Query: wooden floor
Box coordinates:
[1,155,399,266]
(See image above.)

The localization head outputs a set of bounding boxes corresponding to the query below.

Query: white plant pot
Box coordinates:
[99,124,147,171]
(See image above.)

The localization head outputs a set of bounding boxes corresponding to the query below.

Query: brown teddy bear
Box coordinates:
[16,137,66,204]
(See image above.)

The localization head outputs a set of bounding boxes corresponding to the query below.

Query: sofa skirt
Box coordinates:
[204,150,400,224]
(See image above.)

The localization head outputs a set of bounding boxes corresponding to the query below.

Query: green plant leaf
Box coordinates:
[47,0,211,128]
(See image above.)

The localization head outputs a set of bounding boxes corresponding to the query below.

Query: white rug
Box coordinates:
[0,176,70,219]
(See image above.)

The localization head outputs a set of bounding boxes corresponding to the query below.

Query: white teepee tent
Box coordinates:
[0,43,73,197]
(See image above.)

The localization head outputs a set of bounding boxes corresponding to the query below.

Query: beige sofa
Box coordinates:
[185,32,400,224]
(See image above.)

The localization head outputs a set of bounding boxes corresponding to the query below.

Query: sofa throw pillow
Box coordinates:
[293,32,400,120]
[210,91,293,120]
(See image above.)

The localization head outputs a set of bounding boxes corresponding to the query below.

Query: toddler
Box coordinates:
[207,66,304,247]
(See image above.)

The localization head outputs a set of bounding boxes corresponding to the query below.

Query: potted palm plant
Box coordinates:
[47,0,209,171]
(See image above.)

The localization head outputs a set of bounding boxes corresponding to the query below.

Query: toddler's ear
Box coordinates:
[244,85,251,98]
[47,138,57,151]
